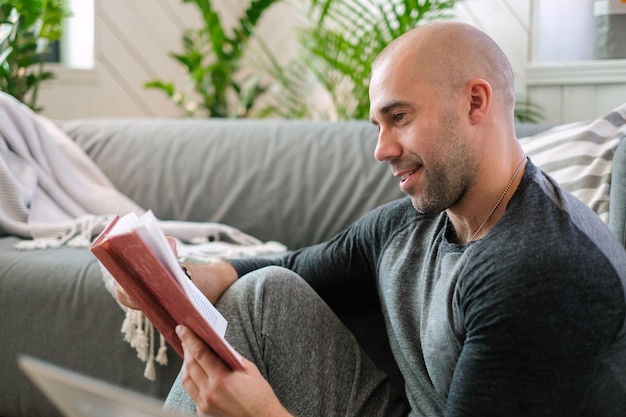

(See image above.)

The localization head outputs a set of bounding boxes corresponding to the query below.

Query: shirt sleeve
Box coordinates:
[229,197,415,304]
[446,237,625,417]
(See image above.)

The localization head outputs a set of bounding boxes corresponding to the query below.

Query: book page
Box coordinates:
[108,212,140,235]
[184,280,227,336]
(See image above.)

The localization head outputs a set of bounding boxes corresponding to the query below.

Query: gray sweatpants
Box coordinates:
[164,266,408,417]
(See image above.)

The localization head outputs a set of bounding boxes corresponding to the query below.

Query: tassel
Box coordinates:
[144,358,156,381]
[133,332,148,361]
[121,310,135,342]
[120,310,169,380]
[143,323,156,381]
[156,334,169,366]
[128,310,142,348]
[131,313,148,361]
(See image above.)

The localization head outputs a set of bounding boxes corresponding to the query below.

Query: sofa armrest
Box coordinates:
[610,139,626,247]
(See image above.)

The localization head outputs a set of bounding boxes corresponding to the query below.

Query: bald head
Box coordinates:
[372,22,515,118]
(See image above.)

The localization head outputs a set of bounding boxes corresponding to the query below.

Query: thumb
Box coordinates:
[166,236,179,257]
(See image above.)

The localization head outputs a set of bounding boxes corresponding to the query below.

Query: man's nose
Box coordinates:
[374,127,402,162]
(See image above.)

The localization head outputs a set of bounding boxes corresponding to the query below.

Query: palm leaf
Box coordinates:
[183,0,228,60]
[301,0,457,119]
[150,0,284,118]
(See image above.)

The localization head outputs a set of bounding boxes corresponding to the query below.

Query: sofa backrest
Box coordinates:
[60,119,405,249]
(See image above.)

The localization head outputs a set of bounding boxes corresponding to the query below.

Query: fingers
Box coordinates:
[176,325,222,413]
[179,354,200,402]
[176,325,229,375]
[166,236,178,257]
[114,281,140,310]
[175,325,292,417]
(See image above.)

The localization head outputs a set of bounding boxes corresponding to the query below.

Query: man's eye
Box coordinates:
[392,113,405,122]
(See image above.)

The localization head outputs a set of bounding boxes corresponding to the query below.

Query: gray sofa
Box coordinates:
[1,118,624,417]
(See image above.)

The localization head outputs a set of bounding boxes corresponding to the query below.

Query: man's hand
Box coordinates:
[114,281,140,310]
[176,325,293,417]
[182,260,239,305]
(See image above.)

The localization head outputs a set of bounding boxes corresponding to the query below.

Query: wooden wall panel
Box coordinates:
[561,86,598,123]
[596,84,626,117]
[97,1,176,116]
[526,86,562,122]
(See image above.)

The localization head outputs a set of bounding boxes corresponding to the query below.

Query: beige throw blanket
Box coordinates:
[0,92,144,243]
[0,92,285,379]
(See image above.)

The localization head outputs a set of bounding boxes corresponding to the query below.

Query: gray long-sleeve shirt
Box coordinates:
[231,160,626,416]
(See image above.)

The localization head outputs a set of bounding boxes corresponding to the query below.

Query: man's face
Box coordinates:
[369,58,477,215]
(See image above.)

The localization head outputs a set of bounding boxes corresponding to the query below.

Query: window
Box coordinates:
[60,0,94,69]
[530,0,596,62]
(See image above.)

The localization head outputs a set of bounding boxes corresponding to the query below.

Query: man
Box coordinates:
[118,22,626,416]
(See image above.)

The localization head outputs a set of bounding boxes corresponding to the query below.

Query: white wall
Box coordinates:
[38,0,305,119]
[39,0,623,123]
[453,0,531,103]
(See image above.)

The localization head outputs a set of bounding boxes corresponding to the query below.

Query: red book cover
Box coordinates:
[91,214,244,371]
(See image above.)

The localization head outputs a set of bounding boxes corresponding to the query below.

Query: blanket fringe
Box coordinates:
[14,215,111,250]
[121,309,169,381]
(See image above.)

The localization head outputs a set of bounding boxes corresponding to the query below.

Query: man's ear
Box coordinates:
[467,79,491,125]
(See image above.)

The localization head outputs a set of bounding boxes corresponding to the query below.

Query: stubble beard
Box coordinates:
[407,111,477,215]
[410,157,474,215]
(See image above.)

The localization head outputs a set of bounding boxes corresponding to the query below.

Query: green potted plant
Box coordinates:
[144,0,283,118]
[300,0,457,120]
[0,0,70,112]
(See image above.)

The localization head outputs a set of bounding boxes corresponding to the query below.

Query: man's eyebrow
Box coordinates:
[370,100,409,124]
[380,100,406,114]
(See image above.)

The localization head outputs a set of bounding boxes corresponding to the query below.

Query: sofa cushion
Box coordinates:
[519,103,626,228]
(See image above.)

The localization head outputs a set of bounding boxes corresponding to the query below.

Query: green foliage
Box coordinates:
[277,0,542,122]
[150,0,543,122]
[0,0,70,112]
[300,0,457,120]
[144,0,282,118]
[248,32,331,119]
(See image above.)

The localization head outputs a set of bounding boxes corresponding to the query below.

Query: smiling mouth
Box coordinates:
[396,164,422,183]
[400,170,415,182]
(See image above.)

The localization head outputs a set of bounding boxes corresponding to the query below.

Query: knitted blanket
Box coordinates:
[0,92,286,378]
[0,92,144,243]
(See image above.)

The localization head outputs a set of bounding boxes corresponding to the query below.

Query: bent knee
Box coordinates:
[218,266,312,310]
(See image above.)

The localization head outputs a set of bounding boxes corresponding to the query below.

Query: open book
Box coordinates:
[90,211,244,371]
